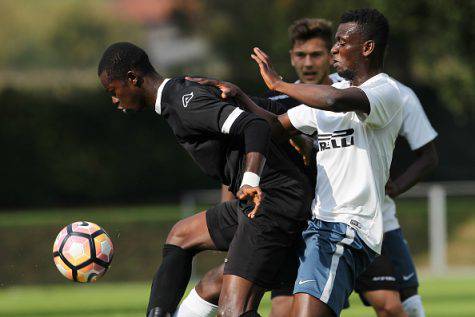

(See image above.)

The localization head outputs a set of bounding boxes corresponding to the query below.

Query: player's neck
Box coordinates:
[350,67,382,86]
[144,73,164,109]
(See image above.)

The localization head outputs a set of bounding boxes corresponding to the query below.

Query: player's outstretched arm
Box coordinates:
[185,77,298,141]
[251,47,370,114]
[386,141,438,197]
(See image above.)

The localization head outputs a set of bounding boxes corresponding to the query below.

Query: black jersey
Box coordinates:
[156,77,309,196]
[264,90,302,110]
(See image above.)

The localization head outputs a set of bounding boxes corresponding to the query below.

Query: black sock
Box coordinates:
[146,244,195,315]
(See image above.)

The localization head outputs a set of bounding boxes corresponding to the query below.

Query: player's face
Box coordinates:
[290,38,331,84]
[99,71,146,113]
[331,22,364,80]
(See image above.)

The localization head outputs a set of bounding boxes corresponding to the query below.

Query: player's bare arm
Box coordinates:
[186,77,298,141]
[251,47,370,114]
[386,141,438,198]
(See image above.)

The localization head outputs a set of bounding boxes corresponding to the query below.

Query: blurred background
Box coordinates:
[0,0,474,316]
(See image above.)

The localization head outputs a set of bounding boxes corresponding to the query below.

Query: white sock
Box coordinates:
[173,288,218,317]
[402,295,426,317]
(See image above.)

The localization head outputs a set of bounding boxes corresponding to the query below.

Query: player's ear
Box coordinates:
[126,71,142,87]
[362,40,375,57]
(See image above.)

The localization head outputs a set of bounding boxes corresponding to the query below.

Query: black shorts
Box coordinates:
[206,192,308,289]
[354,254,399,306]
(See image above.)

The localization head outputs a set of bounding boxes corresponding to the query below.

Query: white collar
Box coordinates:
[154,78,170,115]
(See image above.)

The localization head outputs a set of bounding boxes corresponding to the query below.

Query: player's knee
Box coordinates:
[196,265,224,304]
[374,299,405,317]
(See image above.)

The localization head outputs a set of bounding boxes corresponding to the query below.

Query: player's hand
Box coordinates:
[251,47,284,91]
[289,135,316,166]
[385,179,401,198]
[237,185,264,219]
[185,76,242,99]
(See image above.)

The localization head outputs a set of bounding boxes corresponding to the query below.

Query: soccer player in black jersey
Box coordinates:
[98,42,312,317]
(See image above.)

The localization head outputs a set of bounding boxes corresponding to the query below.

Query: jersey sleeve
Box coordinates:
[175,85,244,135]
[287,104,318,135]
[399,89,438,150]
[359,80,403,129]
[250,96,287,115]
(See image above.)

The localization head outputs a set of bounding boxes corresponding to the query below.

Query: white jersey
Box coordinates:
[287,73,404,253]
[382,82,438,233]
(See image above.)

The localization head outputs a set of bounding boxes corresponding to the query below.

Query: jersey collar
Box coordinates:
[155,78,171,115]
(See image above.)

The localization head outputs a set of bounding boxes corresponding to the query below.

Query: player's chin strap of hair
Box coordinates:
[240,172,260,188]
[240,310,261,317]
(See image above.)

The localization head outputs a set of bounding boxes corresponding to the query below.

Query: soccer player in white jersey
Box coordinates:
[190,8,403,316]
[352,81,438,317]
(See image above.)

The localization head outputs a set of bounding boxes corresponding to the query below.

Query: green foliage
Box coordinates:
[0,0,144,70]
[200,0,474,117]
[0,88,217,207]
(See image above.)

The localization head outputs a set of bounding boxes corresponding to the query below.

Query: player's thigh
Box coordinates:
[291,293,334,317]
[269,295,293,317]
[218,274,265,317]
[166,210,215,250]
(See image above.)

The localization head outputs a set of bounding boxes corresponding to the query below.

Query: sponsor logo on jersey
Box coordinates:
[317,129,354,152]
[182,92,194,107]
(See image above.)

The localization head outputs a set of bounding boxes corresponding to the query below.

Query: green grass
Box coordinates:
[1,276,475,316]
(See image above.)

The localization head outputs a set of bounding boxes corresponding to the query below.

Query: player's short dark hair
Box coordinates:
[339,8,389,61]
[98,42,155,81]
[288,18,333,51]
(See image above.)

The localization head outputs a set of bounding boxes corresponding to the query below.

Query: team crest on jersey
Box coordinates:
[182,92,194,107]
[317,129,355,151]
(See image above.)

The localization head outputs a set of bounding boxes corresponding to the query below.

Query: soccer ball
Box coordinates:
[53,221,114,283]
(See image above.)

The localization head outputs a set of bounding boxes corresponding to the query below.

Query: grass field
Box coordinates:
[1,276,475,317]
[1,199,474,316]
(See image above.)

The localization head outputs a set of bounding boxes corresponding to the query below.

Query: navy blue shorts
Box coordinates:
[354,228,419,306]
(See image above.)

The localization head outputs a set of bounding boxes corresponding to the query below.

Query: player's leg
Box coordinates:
[355,254,407,317]
[218,274,266,317]
[292,220,376,317]
[173,264,223,317]
[363,290,407,317]
[147,210,217,317]
[269,288,293,317]
[384,229,425,317]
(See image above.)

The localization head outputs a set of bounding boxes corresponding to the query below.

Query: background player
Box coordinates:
[352,82,438,317]
[98,42,312,317]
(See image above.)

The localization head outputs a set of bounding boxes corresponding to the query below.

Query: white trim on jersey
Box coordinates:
[221,108,244,134]
[154,78,171,115]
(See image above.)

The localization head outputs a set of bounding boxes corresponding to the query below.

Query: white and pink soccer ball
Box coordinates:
[53,221,114,283]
